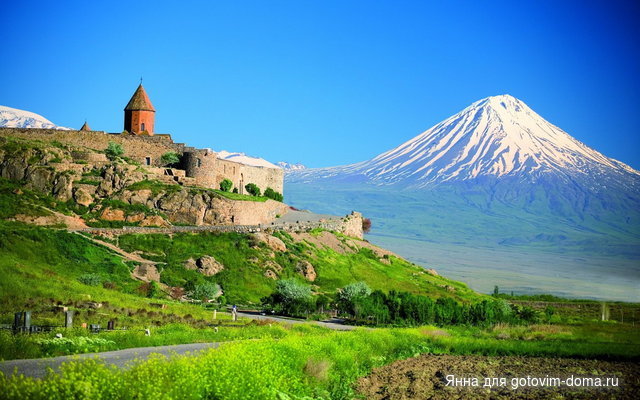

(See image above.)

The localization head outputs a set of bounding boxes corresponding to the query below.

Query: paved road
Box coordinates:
[0,314,354,379]
[0,342,220,379]
[237,311,356,331]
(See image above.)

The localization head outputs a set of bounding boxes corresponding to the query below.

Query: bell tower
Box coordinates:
[124,84,155,135]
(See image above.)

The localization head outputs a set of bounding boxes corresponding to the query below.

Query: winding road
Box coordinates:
[0,313,355,379]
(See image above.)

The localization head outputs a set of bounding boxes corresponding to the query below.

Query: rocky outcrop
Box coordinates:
[118,188,289,226]
[132,263,160,282]
[184,255,224,276]
[296,260,317,282]
[252,233,287,252]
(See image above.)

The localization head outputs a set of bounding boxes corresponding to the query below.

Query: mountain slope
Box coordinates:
[285,95,640,301]
[288,95,638,190]
[0,105,69,130]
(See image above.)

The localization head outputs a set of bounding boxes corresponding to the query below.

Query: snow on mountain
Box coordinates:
[288,95,639,188]
[217,150,280,169]
[277,161,307,171]
[0,105,69,130]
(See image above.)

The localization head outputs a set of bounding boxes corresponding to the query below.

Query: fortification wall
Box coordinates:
[0,128,184,167]
[183,149,283,195]
[239,164,284,195]
[78,211,364,239]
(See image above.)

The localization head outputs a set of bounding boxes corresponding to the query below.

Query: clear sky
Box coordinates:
[2,0,639,168]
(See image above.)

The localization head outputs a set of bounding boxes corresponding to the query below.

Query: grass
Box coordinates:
[1,320,638,399]
[126,179,183,196]
[188,186,269,202]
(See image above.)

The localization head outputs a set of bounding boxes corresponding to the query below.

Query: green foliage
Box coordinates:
[264,187,284,202]
[160,152,180,167]
[244,182,261,197]
[34,336,117,356]
[126,179,182,196]
[105,141,124,160]
[219,178,233,192]
[191,282,222,300]
[262,279,315,317]
[78,273,102,286]
[74,178,100,186]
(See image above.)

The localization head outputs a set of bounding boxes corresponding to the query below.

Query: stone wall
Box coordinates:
[77,211,364,239]
[183,149,284,195]
[0,128,184,167]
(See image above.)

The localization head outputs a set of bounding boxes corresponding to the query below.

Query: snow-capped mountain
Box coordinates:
[277,161,307,171]
[288,95,639,190]
[0,105,69,130]
[217,150,280,169]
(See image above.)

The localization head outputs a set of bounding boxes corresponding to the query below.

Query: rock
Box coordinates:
[184,256,224,276]
[296,260,317,282]
[126,213,145,223]
[252,233,287,252]
[132,263,160,282]
[100,207,125,221]
[426,268,439,276]
[264,270,278,280]
[83,302,103,309]
[73,186,95,207]
[140,215,170,227]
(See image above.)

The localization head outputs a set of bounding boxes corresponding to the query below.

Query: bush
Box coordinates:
[262,279,315,317]
[219,178,233,192]
[191,282,222,301]
[362,218,372,234]
[105,141,124,160]
[78,273,102,286]
[245,183,261,197]
[160,152,180,167]
[264,187,283,202]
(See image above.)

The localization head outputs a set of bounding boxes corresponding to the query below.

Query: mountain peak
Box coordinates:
[287,95,639,188]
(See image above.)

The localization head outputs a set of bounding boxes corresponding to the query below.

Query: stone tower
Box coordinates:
[124,84,155,135]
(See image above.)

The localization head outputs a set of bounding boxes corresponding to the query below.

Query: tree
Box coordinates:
[338,282,372,316]
[219,178,233,192]
[264,187,284,202]
[191,282,222,301]
[105,141,124,160]
[362,218,372,234]
[493,285,500,296]
[160,151,180,167]
[245,183,261,196]
[262,279,314,317]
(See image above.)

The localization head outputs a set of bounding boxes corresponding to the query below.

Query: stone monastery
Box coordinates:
[10,84,284,196]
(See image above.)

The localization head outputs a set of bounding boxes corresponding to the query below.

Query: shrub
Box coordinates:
[232,188,239,194]
[264,187,284,202]
[160,152,180,167]
[244,183,261,197]
[105,141,124,160]
[219,178,233,192]
[362,218,372,234]
[262,279,315,317]
[78,273,102,286]
[191,282,222,301]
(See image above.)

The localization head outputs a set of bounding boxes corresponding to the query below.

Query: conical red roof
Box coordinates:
[80,121,91,131]
[124,84,155,112]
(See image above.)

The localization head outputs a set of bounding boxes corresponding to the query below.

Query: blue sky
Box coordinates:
[2,0,639,168]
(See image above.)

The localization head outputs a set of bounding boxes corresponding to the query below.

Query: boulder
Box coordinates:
[132,263,160,282]
[100,207,125,221]
[73,186,95,207]
[140,215,170,227]
[296,260,317,282]
[252,233,287,252]
[264,270,278,280]
[184,256,224,276]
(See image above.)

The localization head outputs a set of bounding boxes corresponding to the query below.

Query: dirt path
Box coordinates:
[73,233,160,282]
[357,354,639,400]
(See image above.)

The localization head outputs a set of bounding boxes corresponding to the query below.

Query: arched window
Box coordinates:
[141,122,146,132]
[145,157,151,166]
[196,158,202,167]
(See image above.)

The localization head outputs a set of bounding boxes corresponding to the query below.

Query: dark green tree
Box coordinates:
[219,178,233,192]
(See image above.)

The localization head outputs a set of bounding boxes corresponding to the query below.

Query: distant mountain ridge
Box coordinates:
[277,161,306,171]
[0,105,69,130]
[287,95,638,191]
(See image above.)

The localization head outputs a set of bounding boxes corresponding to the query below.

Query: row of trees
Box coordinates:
[262,280,540,325]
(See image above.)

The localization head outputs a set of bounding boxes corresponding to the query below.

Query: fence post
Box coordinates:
[107,320,115,330]
[13,312,23,332]
[65,311,74,328]
[24,312,31,331]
